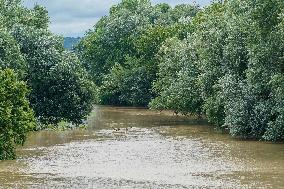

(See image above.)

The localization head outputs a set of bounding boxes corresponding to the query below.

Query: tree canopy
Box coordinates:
[77,0,199,106]
[1,0,283,160]
[0,0,96,159]
[78,0,284,141]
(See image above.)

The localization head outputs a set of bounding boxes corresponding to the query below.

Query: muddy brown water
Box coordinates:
[0,106,283,189]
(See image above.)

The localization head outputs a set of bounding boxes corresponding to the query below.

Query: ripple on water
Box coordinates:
[0,106,283,189]
[15,127,251,189]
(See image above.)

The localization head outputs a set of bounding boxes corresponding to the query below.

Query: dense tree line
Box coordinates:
[78,0,283,141]
[0,0,95,159]
[1,0,283,160]
[77,0,199,106]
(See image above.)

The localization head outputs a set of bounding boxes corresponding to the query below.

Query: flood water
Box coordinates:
[0,106,283,189]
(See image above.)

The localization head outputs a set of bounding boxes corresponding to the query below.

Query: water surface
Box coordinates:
[0,106,283,188]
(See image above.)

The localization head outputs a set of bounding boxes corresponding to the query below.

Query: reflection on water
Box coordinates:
[0,106,283,189]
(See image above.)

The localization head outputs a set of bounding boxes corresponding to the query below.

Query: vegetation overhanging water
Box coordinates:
[0,4,283,189]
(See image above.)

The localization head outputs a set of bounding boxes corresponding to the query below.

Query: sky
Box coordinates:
[22,0,211,37]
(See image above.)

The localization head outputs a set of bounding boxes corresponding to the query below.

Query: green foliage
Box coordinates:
[264,75,284,141]
[78,0,199,106]
[193,2,227,127]
[219,0,284,140]
[43,52,96,124]
[0,0,96,159]
[134,25,176,59]
[150,37,202,115]
[0,1,49,30]
[78,0,283,141]
[0,69,35,160]
[151,0,284,141]
[0,29,26,78]
[100,57,152,106]
[12,26,95,124]
[77,0,153,85]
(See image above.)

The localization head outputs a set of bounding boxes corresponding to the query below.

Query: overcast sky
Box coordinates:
[22,0,211,37]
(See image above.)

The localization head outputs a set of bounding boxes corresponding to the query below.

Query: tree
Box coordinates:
[77,0,153,85]
[219,0,284,140]
[152,0,284,141]
[100,57,152,106]
[77,0,284,141]
[41,52,96,124]
[0,29,26,78]
[0,0,97,160]
[78,0,199,106]
[12,26,96,124]
[0,1,49,30]
[193,2,227,127]
[150,37,202,115]
[0,69,35,160]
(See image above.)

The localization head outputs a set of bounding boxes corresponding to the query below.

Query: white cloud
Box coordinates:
[22,0,211,37]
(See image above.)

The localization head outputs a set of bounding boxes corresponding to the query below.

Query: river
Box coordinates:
[0,106,283,189]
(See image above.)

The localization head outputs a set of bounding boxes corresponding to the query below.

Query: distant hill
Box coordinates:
[64,37,81,50]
